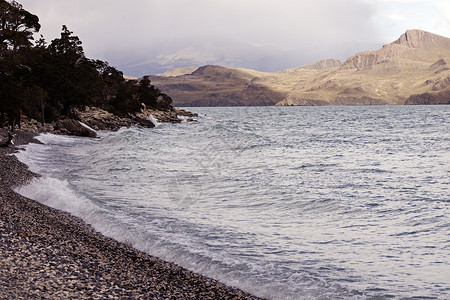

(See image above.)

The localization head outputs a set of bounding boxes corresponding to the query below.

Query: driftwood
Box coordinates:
[0,132,14,147]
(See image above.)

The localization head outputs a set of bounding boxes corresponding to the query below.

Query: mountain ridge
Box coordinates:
[146,29,450,106]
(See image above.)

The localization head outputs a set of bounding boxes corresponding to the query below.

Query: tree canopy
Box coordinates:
[0,0,172,128]
[0,0,39,52]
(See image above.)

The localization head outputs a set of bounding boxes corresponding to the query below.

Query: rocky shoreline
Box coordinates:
[0,130,261,299]
[16,106,199,138]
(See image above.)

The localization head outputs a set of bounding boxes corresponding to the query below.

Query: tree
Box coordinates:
[34,34,46,49]
[48,25,84,60]
[137,76,158,108]
[45,25,98,115]
[136,76,173,110]
[93,60,124,108]
[25,85,47,124]
[156,94,173,111]
[0,2,174,130]
[0,1,40,128]
[0,0,40,53]
[0,73,25,129]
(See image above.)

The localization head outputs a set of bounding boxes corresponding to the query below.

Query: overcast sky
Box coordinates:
[18,0,450,75]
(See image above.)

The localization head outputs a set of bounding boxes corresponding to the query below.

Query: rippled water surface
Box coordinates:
[16,106,450,299]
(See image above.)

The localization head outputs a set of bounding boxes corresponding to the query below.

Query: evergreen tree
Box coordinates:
[47,25,83,59]
[93,60,125,108]
[0,0,174,129]
[45,25,97,115]
[0,0,40,128]
[0,0,40,52]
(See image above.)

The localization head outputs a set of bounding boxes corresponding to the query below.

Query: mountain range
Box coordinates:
[145,30,450,106]
[115,37,318,77]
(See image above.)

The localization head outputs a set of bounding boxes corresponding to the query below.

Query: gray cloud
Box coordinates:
[20,0,383,75]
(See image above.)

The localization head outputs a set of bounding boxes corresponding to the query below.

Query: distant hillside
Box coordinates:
[146,30,450,106]
[146,65,282,106]
[158,67,198,77]
[298,59,342,70]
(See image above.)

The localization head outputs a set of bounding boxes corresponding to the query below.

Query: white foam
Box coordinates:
[34,132,82,145]
[15,177,102,220]
[13,176,139,247]
[146,115,160,127]
[79,121,97,132]
[178,115,198,123]
[14,133,85,174]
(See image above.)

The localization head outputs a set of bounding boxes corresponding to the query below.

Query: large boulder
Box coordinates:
[56,119,97,138]
[133,117,155,128]
[136,108,182,123]
[75,107,133,131]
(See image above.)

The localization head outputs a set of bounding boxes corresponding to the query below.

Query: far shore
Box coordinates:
[0,129,261,299]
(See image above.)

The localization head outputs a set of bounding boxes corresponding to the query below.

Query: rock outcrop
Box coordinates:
[404,90,450,105]
[429,59,449,75]
[75,107,134,131]
[56,119,97,138]
[75,106,198,130]
[3,106,198,139]
[135,109,180,124]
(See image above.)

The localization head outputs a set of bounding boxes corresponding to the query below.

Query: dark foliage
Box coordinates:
[0,0,172,128]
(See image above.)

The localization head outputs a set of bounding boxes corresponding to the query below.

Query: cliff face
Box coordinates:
[146,30,450,106]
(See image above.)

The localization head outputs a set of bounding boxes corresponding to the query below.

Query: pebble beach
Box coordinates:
[0,130,261,299]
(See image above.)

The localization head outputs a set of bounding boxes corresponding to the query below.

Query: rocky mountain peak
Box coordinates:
[341,30,450,70]
[392,29,450,49]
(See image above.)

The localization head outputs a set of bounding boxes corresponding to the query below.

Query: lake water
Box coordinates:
[15,106,450,299]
